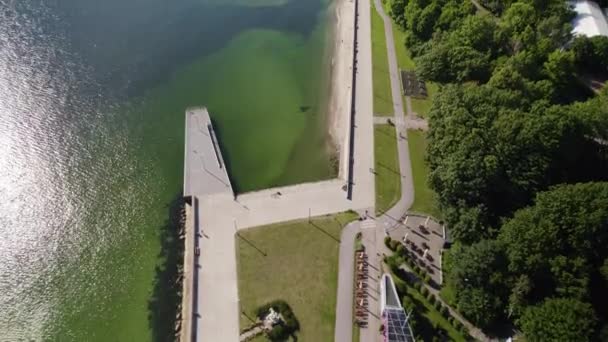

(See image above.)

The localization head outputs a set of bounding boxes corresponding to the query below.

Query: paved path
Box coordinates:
[360,220,383,342]
[334,221,361,342]
[372,0,415,224]
[330,0,377,339]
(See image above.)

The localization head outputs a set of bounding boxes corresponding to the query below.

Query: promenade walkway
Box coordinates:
[333,0,417,340]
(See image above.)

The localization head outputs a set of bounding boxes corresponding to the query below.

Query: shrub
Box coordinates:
[384,236,391,247]
[390,239,400,251]
[413,265,421,274]
[440,305,449,317]
[414,282,422,292]
[434,300,442,311]
[423,274,431,284]
[255,300,300,341]
[448,316,455,325]
[426,292,434,301]
[267,325,288,341]
[421,287,429,296]
[396,244,405,255]
[428,294,436,304]
[454,320,463,330]
[402,296,415,311]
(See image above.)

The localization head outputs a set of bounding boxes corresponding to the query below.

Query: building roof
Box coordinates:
[571,0,608,37]
[380,274,416,342]
[383,308,415,342]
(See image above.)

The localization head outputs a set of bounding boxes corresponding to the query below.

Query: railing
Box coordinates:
[347,0,359,200]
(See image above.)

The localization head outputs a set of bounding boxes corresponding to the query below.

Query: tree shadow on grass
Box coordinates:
[309,221,341,243]
[147,193,186,342]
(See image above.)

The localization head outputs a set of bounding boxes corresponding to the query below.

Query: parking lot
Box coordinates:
[385,214,445,285]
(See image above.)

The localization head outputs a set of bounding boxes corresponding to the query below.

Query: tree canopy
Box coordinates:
[386,0,608,337]
[447,183,608,332]
[519,298,597,342]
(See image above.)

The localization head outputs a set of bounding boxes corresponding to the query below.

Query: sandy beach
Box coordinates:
[327,0,355,180]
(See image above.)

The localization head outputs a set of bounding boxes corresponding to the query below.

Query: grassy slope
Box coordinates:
[371,5,394,116]
[407,130,441,218]
[439,247,457,306]
[375,125,402,214]
[237,212,357,341]
[390,21,416,70]
[389,19,437,118]
[387,264,466,342]
[402,279,466,342]
[410,82,438,117]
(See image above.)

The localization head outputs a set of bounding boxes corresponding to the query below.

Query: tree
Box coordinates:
[507,275,531,318]
[499,183,608,299]
[449,240,507,291]
[456,287,502,328]
[500,182,608,270]
[453,15,499,54]
[601,258,608,285]
[519,298,597,342]
[571,35,608,72]
[449,240,508,326]
[390,0,407,27]
[543,50,575,86]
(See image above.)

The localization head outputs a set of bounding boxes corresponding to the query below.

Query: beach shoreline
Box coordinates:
[327,0,355,180]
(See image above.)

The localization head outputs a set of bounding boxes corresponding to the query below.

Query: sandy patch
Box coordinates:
[327,0,355,180]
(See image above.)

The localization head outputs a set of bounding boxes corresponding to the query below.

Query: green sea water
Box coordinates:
[0,0,336,340]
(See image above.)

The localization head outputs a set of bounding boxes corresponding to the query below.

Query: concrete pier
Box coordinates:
[183,108,233,198]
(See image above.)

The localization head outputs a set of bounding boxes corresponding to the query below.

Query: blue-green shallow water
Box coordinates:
[0,0,336,340]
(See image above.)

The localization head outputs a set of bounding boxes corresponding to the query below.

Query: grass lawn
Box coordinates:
[407,130,440,218]
[237,212,358,341]
[439,247,457,306]
[371,5,393,116]
[375,125,401,214]
[410,82,438,117]
[353,323,359,342]
[390,21,416,70]
[388,266,467,342]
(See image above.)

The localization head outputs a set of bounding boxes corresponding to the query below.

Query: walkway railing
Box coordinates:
[347,0,359,200]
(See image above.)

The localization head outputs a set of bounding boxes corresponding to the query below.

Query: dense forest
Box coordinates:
[388,0,608,339]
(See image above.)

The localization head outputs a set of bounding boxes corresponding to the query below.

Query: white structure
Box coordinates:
[570,0,608,37]
[263,308,282,329]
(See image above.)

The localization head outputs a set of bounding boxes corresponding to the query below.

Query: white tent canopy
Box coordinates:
[571,0,608,37]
